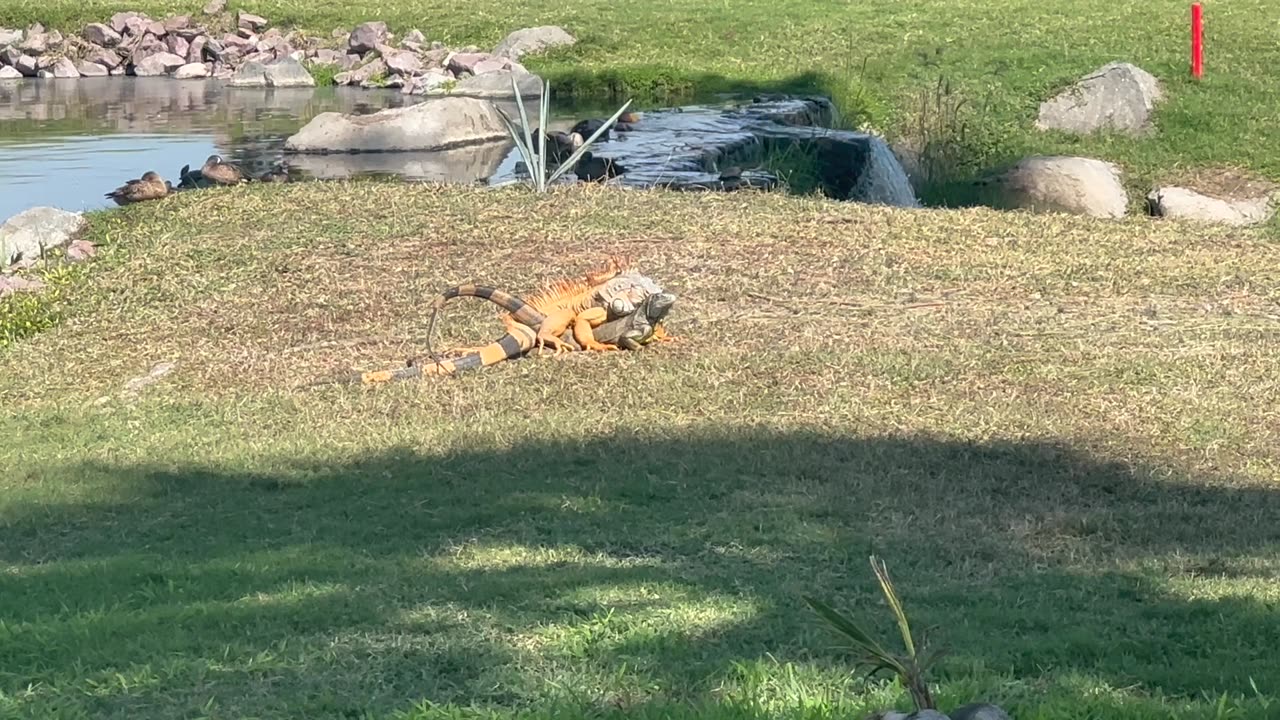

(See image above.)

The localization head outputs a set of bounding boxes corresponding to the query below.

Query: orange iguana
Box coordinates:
[308,258,667,386]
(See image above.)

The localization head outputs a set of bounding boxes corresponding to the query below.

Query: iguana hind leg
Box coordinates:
[572,306,620,352]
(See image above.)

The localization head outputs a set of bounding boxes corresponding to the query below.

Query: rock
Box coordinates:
[174,62,208,79]
[227,60,267,86]
[124,16,151,38]
[229,57,313,87]
[263,56,314,87]
[2,47,22,65]
[164,15,191,32]
[979,155,1128,219]
[904,712,949,720]
[18,31,47,54]
[222,33,253,48]
[82,23,122,47]
[284,95,510,153]
[202,0,226,15]
[383,49,422,75]
[145,20,167,37]
[238,12,268,31]
[1036,61,1163,137]
[492,25,576,60]
[86,47,122,69]
[403,29,426,45]
[75,60,109,76]
[49,57,80,78]
[0,274,45,297]
[110,12,139,34]
[167,35,190,58]
[947,703,1012,720]
[0,28,23,48]
[36,54,59,70]
[446,51,492,75]
[334,57,385,86]
[36,69,53,79]
[187,36,207,63]
[471,57,510,75]
[446,68,543,98]
[0,66,21,80]
[1,207,85,266]
[347,21,387,54]
[110,66,125,76]
[311,48,345,65]
[13,54,37,76]
[133,51,186,76]
[130,34,169,63]
[1147,185,1276,227]
[422,47,450,68]
[402,68,451,94]
[65,239,97,263]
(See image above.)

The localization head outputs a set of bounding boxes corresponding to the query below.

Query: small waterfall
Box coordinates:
[854,136,920,208]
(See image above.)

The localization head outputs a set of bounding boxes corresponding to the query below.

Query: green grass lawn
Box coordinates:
[3,0,1279,204]
[3,182,1280,718]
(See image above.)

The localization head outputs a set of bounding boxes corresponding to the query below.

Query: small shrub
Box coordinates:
[305,61,340,87]
[804,556,947,713]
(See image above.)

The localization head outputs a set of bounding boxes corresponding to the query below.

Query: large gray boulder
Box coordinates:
[1,207,86,266]
[0,28,23,48]
[1148,185,1276,227]
[978,155,1129,218]
[439,67,543,98]
[0,66,22,80]
[1036,62,1163,137]
[284,96,510,153]
[492,25,576,60]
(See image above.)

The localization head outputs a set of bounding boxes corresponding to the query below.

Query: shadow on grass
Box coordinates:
[3,429,1278,718]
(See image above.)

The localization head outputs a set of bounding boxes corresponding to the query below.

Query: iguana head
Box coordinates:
[621,289,677,346]
[596,271,666,318]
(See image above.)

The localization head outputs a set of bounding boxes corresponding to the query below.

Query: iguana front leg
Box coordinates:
[572,306,620,352]
[649,324,677,343]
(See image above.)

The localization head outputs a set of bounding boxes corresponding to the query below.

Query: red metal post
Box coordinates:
[1191,3,1204,79]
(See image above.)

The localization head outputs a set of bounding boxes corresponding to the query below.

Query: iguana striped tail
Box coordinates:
[303,322,539,386]
[301,284,549,387]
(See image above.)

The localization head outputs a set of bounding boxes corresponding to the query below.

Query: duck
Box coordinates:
[104,171,172,206]
[573,152,626,182]
[570,118,612,142]
[200,154,248,185]
[176,163,212,190]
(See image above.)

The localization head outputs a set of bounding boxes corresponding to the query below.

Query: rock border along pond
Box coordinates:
[0,11,567,97]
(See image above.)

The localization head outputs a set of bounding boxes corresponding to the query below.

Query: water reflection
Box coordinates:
[0,77,560,220]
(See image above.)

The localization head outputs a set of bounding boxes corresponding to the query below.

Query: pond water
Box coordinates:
[0,77,593,221]
[0,77,917,223]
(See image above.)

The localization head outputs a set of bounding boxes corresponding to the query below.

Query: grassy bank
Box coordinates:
[3,0,1280,203]
[3,181,1280,718]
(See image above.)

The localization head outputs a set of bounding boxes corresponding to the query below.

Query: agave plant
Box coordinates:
[493,73,633,192]
[803,556,947,712]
